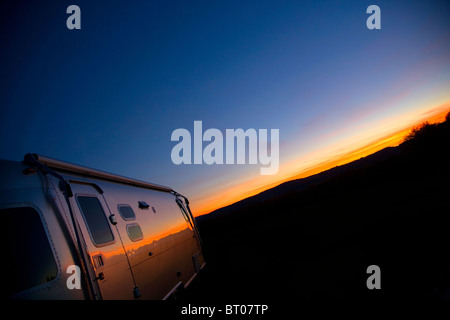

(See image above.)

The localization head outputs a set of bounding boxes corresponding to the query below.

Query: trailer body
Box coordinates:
[0,154,205,300]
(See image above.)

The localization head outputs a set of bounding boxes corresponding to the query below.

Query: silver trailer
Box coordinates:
[0,153,205,300]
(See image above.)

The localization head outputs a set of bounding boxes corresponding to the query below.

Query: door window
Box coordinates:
[77,196,114,246]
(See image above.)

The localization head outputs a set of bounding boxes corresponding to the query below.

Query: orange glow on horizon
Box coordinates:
[192,102,450,217]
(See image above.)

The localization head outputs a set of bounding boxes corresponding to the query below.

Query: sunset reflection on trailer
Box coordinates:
[0,153,205,299]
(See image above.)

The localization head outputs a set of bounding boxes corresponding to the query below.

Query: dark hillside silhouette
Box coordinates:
[196,146,401,224]
[187,113,450,301]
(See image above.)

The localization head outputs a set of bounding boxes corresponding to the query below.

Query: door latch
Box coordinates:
[95,272,105,281]
[109,214,117,225]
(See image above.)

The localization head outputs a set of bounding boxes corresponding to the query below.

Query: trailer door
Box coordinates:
[69,182,136,299]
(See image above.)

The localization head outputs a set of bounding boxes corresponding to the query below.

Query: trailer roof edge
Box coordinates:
[26,153,173,193]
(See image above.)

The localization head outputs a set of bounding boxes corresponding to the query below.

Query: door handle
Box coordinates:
[95,272,105,281]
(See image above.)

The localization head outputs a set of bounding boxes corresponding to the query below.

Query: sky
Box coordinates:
[1,0,449,216]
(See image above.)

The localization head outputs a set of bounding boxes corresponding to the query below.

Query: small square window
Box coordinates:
[127,224,143,242]
[118,205,136,221]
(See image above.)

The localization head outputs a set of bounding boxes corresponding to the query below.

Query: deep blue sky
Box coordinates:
[1,1,449,213]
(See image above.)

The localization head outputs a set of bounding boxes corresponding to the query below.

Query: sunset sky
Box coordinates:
[1,0,449,216]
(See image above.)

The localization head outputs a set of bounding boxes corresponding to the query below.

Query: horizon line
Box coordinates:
[192,102,450,217]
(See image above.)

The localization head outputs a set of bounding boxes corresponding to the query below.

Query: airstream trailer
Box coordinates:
[0,153,205,300]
